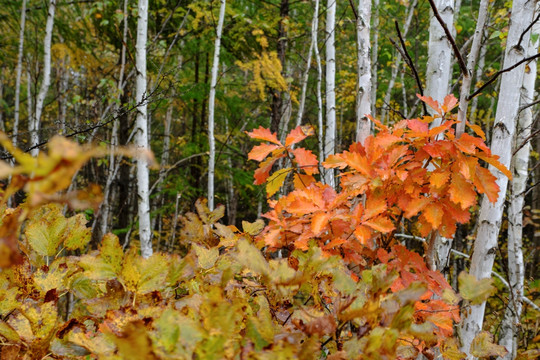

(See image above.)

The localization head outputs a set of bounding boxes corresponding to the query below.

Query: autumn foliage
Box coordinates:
[0,95,510,359]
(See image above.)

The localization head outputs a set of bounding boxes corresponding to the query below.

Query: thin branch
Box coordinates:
[149,152,208,194]
[392,21,428,115]
[519,98,540,113]
[467,52,540,101]
[517,10,540,49]
[347,0,358,20]
[426,0,468,76]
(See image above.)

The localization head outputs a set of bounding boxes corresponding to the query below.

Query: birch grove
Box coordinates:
[459,0,537,356]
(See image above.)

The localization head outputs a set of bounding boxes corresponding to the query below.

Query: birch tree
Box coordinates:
[370,0,379,117]
[208,0,226,211]
[498,8,540,358]
[456,0,489,136]
[31,0,56,157]
[459,0,537,356]
[355,0,371,144]
[324,0,337,188]
[135,0,152,258]
[13,0,27,146]
[425,0,454,126]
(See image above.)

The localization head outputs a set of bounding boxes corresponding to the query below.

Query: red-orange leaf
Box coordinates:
[476,154,512,180]
[311,212,330,235]
[293,173,316,190]
[285,126,312,147]
[474,165,500,203]
[247,126,282,145]
[423,203,444,228]
[441,94,458,113]
[363,195,387,220]
[418,94,441,114]
[407,119,429,134]
[429,171,451,190]
[291,148,319,175]
[254,157,278,185]
[364,216,395,233]
[248,143,280,161]
[449,173,477,209]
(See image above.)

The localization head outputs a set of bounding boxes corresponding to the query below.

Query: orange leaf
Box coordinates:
[287,198,321,215]
[354,225,372,244]
[467,121,486,140]
[423,203,444,228]
[417,94,441,114]
[403,197,430,218]
[449,173,477,209]
[441,94,458,113]
[247,126,282,145]
[476,154,512,180]
[407,119,429,134]
[429,171,451,189]
[363,195,387,220]
[293,173,316,190]
[291,148,319,175]
[311,212,330,235]
[364,216,395,233]
[254,157,278,185]
[474,165,500,203]
[285,125,312,147]
[248,143,280,161]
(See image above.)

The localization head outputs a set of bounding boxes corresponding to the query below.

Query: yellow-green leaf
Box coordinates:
[266,167,291,198]
[470,331,508,357]
[458,272,496,305]
[193,243,219,270]
[63,214,91,251]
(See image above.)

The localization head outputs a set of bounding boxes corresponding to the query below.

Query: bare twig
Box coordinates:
[468,52,540,101]
[517,11,540,49]
[426,0,468,75]
[392,21,428,115]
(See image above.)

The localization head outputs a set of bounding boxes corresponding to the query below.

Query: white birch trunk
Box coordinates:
[425,0,454,125]
[459,0,536,356]
[207,0,226,211]
[456,0,489,136]
[296,5,318,128]
[313,0,324,165]
[13,0,27,146]
[135,0,152,258]
[470,30,488,124]
[324,0,337,188]
[380,0,417,123]
[355,0,371,145]
[32,0,56,157]
[498,8,540,358]
[370,0,379,117]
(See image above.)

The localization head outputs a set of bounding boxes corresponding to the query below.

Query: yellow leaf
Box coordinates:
[193,243,219,270]
[266,167,291,198]
[242,219,266,236]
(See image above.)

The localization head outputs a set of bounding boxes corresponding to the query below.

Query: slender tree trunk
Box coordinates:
[370,0,379,118]
[498,8,539,358]
[295,1,318,128]
[313,0,324,165]
[425,0,454,125]
[135,0,152,258]
[456,0,489,136]
[355,0,372,144]
[469,29,488,125]
[270,0,289,135]
[208,0,226,211]
[424,0,455,272]
[13,0,27,146]
[324,0,337,188]
[32,0,56,157]
[459,0,536,356]
[380,0,417,123]
[0,68,4,133]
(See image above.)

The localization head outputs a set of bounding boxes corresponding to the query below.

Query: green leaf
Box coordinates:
[470,331,508,357]
[266,167,291,198]
[155,308,182,352]
[458,272,496,305]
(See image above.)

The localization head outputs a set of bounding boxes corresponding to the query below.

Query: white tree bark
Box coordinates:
[135,0,152,258]
[498,7,540,358]
[295,0,319,128]
[313,0,324,165]
[355,0,371,145]
[31,0,56,157]
[425,0,454,125]
[324,0,337,188]
[469,29,488,124]
[459,0,536,356]
[456,0,489,136]
[13,0,27,146]
[207,0,226,211]
[380,0,417,123]
[370,0,379,118]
